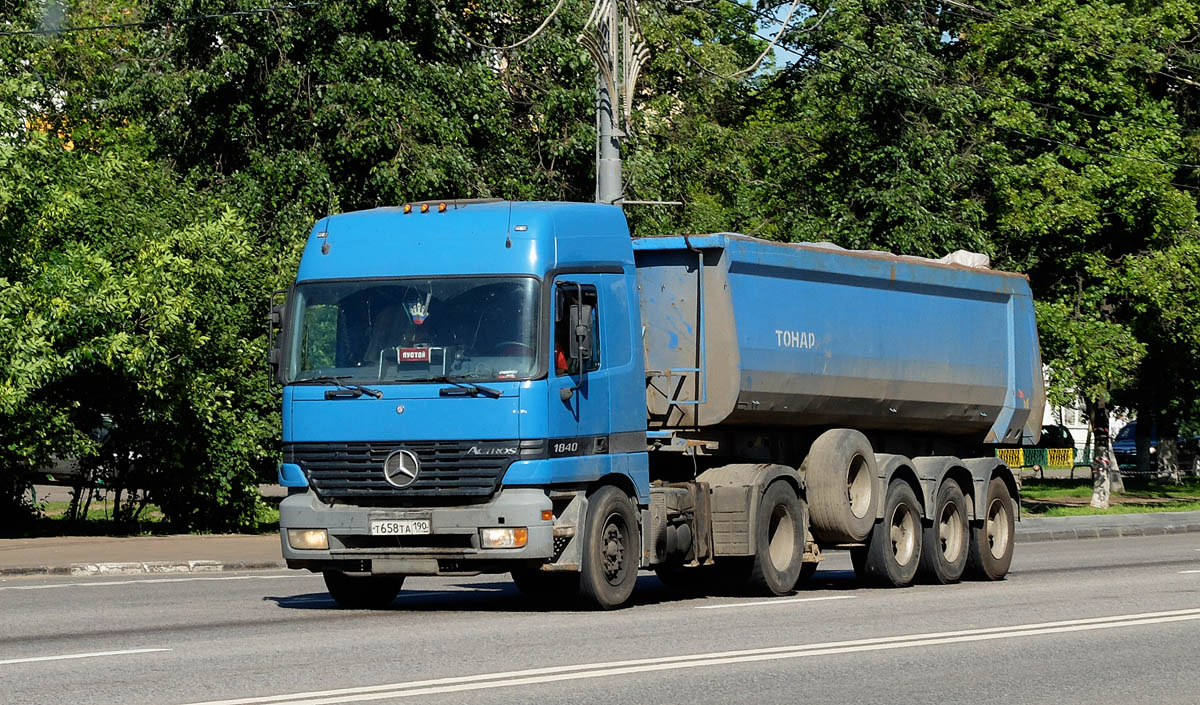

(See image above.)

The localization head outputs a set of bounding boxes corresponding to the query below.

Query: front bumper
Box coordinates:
[278,488,554,575]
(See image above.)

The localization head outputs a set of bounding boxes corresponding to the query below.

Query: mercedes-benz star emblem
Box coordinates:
[382,450,420,489]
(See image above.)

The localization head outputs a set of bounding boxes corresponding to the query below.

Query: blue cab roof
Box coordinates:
[296,201,633,282]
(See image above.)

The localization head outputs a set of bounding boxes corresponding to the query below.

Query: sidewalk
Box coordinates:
[2,511,1199,578]
[0,534,284,577]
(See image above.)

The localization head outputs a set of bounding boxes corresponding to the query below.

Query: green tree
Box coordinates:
[0,105,278,531]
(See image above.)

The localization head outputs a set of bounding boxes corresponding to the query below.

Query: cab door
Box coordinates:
[546,275,612,481]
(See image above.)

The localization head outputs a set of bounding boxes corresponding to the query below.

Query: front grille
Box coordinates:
[284,440,544,505]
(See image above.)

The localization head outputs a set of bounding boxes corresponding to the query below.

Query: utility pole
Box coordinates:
[580,0,648,205]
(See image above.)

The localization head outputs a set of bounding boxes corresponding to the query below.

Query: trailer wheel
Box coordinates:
[579,485,640,609]
[861,480,922,587]
[745,482,807,595]
[966,477,1014,580]
[918,480,969,584]
[804,429,879,543]
[323,571,403,609]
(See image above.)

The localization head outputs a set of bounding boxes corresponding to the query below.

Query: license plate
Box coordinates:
[370,519,431,536]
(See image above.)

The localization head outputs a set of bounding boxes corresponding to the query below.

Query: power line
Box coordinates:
[679,0,831,80]
[710,0,1199,137]
[0,2,320,38]
[426,0,566,52]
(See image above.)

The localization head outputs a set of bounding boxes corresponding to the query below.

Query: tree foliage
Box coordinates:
[2,0,1199,530]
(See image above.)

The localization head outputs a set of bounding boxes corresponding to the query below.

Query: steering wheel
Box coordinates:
[487,341,535,356]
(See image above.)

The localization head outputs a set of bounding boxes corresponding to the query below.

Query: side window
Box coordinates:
[554,284,600,376]
[300,304,338,371]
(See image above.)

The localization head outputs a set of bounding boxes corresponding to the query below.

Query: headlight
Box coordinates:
[287,528,329,550]
[480,527,528,549]
[1149,447,1157,454]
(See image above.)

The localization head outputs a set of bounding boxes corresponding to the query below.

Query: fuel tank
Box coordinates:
[633,234,1043,444]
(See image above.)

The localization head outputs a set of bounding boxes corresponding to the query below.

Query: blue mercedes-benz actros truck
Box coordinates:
[270,200,1043,609]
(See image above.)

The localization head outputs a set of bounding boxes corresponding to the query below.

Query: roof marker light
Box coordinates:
[438,202,447,213]
[420,203,430,213]
[403,204,413,214]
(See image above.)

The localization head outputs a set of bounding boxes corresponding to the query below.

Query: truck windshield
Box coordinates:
[285,277,539,384]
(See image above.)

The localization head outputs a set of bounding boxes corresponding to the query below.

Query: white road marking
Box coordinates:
[0,648,171,666]
[178,607,1200,705]
[695,595,857,609]
[0,575,302,591]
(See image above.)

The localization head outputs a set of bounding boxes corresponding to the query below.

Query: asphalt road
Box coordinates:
[3,535,1200,705]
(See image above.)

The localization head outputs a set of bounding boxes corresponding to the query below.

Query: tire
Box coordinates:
[861,480,923,587]
[918,480,969,584]
[804,429,879,543]
[511,568,578,599]
[967,476,1015,580]
[323,570,403,609]
[745,482,807,595]
[579,485,640,610]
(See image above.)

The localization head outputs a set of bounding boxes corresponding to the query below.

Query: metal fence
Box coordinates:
[995,447,1085,471]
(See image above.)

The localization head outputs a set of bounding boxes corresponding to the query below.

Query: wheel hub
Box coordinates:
[938,501,964,562]
[986,497,1010,560]
[889,505,916,565]
[601,520,625,583]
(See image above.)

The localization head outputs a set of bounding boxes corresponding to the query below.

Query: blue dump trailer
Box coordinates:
[271,201,1043,609]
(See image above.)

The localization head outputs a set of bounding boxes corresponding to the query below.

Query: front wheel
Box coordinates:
[323,571,403,609]
[579,486,640,609]
[966,477,1015,580]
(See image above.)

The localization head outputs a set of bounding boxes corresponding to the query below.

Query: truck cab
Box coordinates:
[274,201,650,607]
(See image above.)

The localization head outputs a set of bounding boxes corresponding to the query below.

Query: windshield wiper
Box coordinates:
[431,375,502,399]
[294,375,383,400]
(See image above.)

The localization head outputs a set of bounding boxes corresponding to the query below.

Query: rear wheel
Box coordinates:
[861,480,922,587]
[579,485,640,609]
[967,477,1015,580]
[323,571,403,609]
[918,481,969,584]
[746,482,807,595]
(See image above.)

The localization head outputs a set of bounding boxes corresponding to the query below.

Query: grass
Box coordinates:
[14,493,282,538]
[1021,476,1200,516]
[1035,501,1200,517]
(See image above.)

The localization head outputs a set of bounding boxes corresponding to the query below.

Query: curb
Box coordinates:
[0,560,287,578]
[1016,522,1200,543]
[1015,508,1200,543]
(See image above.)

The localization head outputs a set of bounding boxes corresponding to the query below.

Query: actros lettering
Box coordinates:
[775,329,817,349]
[466,446,518,456]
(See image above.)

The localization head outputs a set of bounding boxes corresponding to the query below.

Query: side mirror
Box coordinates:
[267,289,288,389]
[568,303,593,363]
